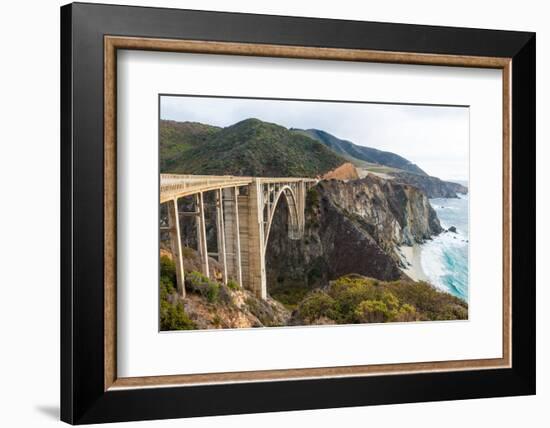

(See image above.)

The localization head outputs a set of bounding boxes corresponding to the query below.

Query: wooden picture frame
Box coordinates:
[61,2,535,424]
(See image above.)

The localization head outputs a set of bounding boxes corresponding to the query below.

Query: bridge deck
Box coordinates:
[160,174,316,203]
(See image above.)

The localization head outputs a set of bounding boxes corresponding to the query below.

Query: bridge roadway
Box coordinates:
[160,174,317,300]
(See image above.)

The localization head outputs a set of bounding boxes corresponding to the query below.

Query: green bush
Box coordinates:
[206,283,219,302]
[186,271,221,303]
[160,255,176,284]
[353,291,414,323]
[158,255,197,331]
[375,279,467,321]
[159,256,176,301]
[160,300,195,330]
[381,291,399,311]
[296,291,337,323]
[327,276,378,321]
[270,285,310,310]
[227,279,240,290]
[160,275,175,299]
[293,275,453,325]
[354,299,390,323]
[395,303,417,322]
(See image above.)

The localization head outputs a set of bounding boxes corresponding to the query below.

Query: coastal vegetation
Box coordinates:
[159,255,291,330]
[293,275,467,325]
[160,256,195,330]
[159,255,466,330]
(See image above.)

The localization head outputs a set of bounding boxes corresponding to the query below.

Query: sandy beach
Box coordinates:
[398,244,429,282]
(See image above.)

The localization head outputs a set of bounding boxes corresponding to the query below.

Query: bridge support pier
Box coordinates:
[196,192,209,278]
[166,199,185,298]
[215,189,228,283]
[246,180,267,300]
[222,187,243,286]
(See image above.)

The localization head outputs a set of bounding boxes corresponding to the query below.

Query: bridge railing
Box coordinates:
[160,174,317,203]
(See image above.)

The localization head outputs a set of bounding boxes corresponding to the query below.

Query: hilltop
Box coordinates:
[160,118,346,177]
[160,120,222,172]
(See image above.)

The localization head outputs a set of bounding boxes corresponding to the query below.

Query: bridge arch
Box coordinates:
[263,185,301,252]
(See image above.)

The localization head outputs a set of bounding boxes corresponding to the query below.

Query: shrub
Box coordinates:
[354,300,390,323]
[381,291,399,311]
[327,276,378,321]
[227,279,240,290]
[160,275,175,299]
[376,280,467,321]
[160,300,195,330]
[160,255,176,284]
[205,283,220,302]
[296,291,337,323]
[292,274,467,325]
[186,271,221,303]
[353,290,409,323]
[306,187,320,209]
[395,303,417,322]
[270,286,310,310]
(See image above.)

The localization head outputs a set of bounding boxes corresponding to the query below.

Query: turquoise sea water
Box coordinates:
[421,194,469,301]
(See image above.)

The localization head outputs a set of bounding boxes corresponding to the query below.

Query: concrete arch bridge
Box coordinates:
[160,174,317,300]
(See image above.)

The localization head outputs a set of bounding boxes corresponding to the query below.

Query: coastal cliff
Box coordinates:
[265,175,442,301]
[390,171,468,198]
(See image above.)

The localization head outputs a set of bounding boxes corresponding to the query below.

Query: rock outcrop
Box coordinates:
[160,249,291,329]
[322,162,360,180]
[389,171,468,198]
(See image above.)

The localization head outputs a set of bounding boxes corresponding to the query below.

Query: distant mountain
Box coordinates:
[294,128,427,176]
[390,171,468,198]
[293,128,467,198]
[160,118,346,177]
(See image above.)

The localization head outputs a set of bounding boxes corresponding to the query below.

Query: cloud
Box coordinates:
[161,96,469,181]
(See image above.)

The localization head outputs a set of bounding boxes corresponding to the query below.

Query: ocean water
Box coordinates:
[421,194,469,301]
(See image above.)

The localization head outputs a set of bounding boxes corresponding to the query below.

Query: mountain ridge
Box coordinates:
[293,127,467,197]
[160,118,346,177]
[293,128,428,176]
[160,118,467,197]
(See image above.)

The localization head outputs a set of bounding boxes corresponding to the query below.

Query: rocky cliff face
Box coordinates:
[265,175,442,297]
[389,171,468,198]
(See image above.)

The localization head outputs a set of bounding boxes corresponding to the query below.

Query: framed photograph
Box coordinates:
[61,2,535,424]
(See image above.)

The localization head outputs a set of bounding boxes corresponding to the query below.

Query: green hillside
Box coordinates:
[294,128,427,176]
[160,120,222,172]
[160,118,346,177]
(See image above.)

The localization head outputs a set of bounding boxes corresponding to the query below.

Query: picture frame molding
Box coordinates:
[61,2,535,424]
[104,35,512,390]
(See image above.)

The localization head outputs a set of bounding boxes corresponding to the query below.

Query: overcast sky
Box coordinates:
[161,96,469,181]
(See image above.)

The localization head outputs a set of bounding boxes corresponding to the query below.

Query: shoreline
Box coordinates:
[398,244,429,282]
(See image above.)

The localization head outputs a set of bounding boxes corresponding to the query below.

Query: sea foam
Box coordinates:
[421,194,469,301]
